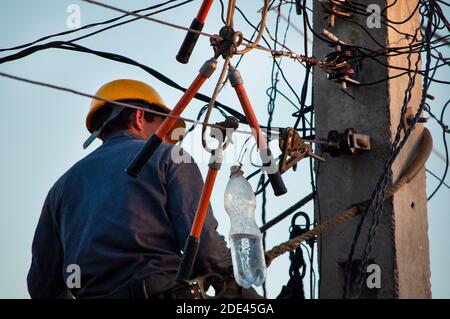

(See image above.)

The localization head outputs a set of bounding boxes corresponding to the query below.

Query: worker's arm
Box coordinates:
[166,146,262,299]
[27,186,67,299]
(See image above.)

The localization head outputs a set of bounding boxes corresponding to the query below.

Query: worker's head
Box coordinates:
[85,79,185,145]
[91,100,167,140]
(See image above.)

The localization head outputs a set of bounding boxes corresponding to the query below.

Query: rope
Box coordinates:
[265,127,433,266]
[265,205,360,266]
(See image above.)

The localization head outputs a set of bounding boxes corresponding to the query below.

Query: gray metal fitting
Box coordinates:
[228,67,243,87]
[208,148,223,170]
[199,58,218,78]
[229,164,244,177]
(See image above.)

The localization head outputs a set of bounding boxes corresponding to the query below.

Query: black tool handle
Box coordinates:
[176,18,204,64]
[268,170,287,196]
[176,236,200,282]
[264,148,287,196]
[126,134,163,178]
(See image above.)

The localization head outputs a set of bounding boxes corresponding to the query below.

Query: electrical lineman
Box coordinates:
[27,79,261,299]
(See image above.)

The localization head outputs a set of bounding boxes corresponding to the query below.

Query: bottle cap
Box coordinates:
[230,165,244,177]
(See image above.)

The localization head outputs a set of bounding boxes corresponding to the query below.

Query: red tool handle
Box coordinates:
[190,167,219,238]
[155,73,207,140]
[177,165,219,282]
[229,67,287,196]
[126,59,217,178]
[233,83,268,151]
[196,0,214,23]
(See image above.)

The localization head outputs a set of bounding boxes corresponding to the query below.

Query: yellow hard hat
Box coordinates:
[86,79,185,144]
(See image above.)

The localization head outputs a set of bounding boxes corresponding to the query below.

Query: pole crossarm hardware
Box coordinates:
[265,127,433,266]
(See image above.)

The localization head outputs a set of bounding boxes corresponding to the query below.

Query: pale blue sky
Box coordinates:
[0,0,448,298]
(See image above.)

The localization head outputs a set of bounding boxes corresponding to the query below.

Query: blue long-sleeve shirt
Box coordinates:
[27,130,238,298]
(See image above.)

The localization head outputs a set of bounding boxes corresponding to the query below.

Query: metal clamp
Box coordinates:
[199,58,218,78]
[278,128,326,174]
[204,116,239,154]
[210,26,243,59]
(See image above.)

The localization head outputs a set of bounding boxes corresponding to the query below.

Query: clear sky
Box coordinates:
[0,0,448,298]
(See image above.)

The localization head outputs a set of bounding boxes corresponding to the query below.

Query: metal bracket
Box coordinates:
[279,128,326,174]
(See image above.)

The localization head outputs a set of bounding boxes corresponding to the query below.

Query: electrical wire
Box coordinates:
[79,0,221,40]
[0,70,269,138]
[0,0,188,52]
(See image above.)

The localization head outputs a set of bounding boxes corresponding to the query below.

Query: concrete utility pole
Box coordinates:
[313,0,431,298]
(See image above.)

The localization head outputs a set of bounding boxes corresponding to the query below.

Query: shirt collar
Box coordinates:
[103,130,145,143]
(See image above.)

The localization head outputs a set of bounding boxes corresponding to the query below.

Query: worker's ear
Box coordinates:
[133,110,146,131]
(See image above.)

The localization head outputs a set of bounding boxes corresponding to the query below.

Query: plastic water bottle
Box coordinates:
[224,165,267,288]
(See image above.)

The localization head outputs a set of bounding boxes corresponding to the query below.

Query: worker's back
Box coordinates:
[28,130,233,298]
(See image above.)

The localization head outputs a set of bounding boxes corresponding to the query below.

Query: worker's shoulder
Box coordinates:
[162,143,199,166]
[45,169,71,203]
[57,138,196,179]
[116,138,193,164]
